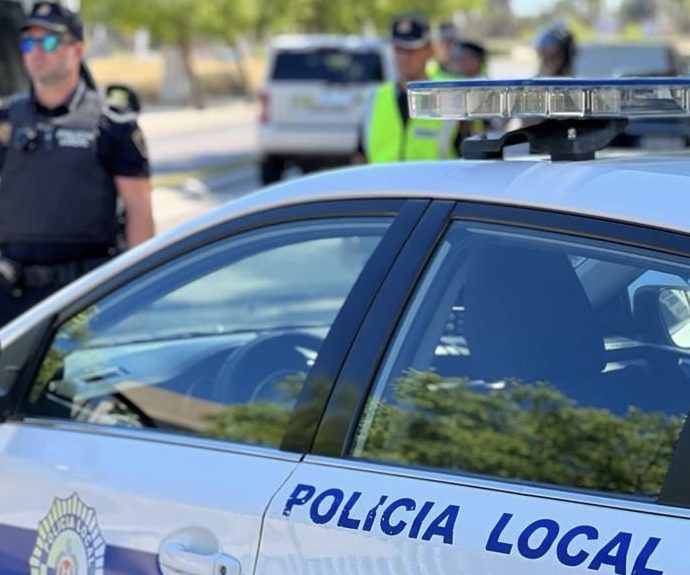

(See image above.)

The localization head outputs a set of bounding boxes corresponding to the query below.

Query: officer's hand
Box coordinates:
[351,152,367,165]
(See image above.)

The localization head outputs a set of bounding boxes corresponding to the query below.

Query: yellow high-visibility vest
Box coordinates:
[364,83,458,163]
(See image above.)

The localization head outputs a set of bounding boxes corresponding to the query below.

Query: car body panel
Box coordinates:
[259,457,688,575]
[0,422,300,575]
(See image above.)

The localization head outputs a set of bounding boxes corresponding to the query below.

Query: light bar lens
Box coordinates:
[409,78,690,119]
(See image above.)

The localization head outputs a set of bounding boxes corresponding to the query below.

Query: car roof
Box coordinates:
[215,155,690,235]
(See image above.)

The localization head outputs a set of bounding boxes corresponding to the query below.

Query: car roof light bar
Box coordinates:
[408,77,690,120]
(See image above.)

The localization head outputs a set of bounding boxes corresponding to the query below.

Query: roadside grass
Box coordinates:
[88,53,266,103]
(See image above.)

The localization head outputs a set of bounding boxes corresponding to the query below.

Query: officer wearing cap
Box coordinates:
[451,40,488,78]
[353,15,459,164]
[534,22,576,77]
[0,1,155,325]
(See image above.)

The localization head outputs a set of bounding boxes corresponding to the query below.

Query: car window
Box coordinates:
[271,48,384,83]
[574,44,677,77]
[23,218,391,449]
[352,221,690,501]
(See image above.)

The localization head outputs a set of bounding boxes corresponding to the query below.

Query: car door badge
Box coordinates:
[30,493,106,575]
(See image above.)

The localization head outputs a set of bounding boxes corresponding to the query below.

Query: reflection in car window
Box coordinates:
[24,218,391,449]
[353,222,690,501]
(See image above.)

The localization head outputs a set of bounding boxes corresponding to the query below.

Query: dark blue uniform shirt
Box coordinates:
[0,83,150,264]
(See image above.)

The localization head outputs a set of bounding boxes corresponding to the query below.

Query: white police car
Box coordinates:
[0,78,689,574]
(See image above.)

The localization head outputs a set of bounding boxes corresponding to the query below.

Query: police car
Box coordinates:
[1,78,690,574]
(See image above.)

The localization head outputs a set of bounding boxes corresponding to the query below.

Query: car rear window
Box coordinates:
[574,44,676,77]
[271,48,384,83]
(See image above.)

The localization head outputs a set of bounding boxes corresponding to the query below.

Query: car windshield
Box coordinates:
[574,44,677,77]
[271,48,384,83]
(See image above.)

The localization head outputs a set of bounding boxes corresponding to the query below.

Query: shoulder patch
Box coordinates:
[130,126,148,159]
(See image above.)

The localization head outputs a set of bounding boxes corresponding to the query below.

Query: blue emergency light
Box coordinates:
[408,77,690,120]
[407,78,690,161]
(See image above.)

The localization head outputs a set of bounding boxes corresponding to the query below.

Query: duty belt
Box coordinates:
[0,256,110,296]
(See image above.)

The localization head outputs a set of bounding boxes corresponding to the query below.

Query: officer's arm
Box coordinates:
[116,176,155,247]
[103,111,155,247]
[0,102,10,172]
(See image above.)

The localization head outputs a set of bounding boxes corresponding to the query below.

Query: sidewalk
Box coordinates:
[139,97,258,136]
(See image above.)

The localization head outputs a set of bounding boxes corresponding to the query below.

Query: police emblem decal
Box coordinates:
[30,494,106,575]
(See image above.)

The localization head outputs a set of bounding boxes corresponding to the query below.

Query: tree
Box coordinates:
[82,0,257,107]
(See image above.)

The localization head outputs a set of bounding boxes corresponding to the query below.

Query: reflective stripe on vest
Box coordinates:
[364,83,458,163]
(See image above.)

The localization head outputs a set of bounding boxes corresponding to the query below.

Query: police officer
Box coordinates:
[451,40,487,78]
[426,21,459,80]
[534,23,576,77]
[353,16,459,164]
[0,2,155,325]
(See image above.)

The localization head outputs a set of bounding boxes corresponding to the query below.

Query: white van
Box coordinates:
[258,34,395,184]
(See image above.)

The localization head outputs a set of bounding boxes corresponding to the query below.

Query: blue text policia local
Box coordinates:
[283,484,664,574]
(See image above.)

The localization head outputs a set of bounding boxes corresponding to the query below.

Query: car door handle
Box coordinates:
[159,541,241,575]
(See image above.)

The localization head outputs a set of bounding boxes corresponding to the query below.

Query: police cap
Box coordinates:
[22,2,84,41]
[391,16,431,50]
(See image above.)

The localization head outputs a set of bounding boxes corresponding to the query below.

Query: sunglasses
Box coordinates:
[19,34,69,54]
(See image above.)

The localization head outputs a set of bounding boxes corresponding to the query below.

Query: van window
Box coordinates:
[271,49,384,83]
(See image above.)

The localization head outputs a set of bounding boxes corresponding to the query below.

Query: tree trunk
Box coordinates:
[232,39,252,100]
[179,34,205,109]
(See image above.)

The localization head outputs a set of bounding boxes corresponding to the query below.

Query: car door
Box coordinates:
[258,202,690,574]
[0,198,427,574]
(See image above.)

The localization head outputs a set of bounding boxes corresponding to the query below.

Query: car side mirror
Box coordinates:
[657,287,690,347]
[633,284,690,346]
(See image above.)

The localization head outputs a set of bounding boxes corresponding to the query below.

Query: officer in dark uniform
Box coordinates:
[534,22,577,77]
[0,2,155,326]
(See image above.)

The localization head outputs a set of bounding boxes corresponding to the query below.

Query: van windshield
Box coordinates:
[272,48,384,83]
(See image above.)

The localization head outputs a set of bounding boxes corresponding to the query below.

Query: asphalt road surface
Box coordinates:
[143,55,536,234]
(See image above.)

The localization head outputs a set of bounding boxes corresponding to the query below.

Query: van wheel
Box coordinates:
[260,155,285,185]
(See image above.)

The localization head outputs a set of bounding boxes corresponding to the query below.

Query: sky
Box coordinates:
[511,0,623,17]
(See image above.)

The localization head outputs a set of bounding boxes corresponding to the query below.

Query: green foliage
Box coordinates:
[82,0,486,40]
[82,0,256,43]
[202,372,305,447]
[358,369,682,498]
[29,306,98,404]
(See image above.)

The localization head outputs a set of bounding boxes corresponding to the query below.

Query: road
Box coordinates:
[140,99,261,232]
[142,54,536,233]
